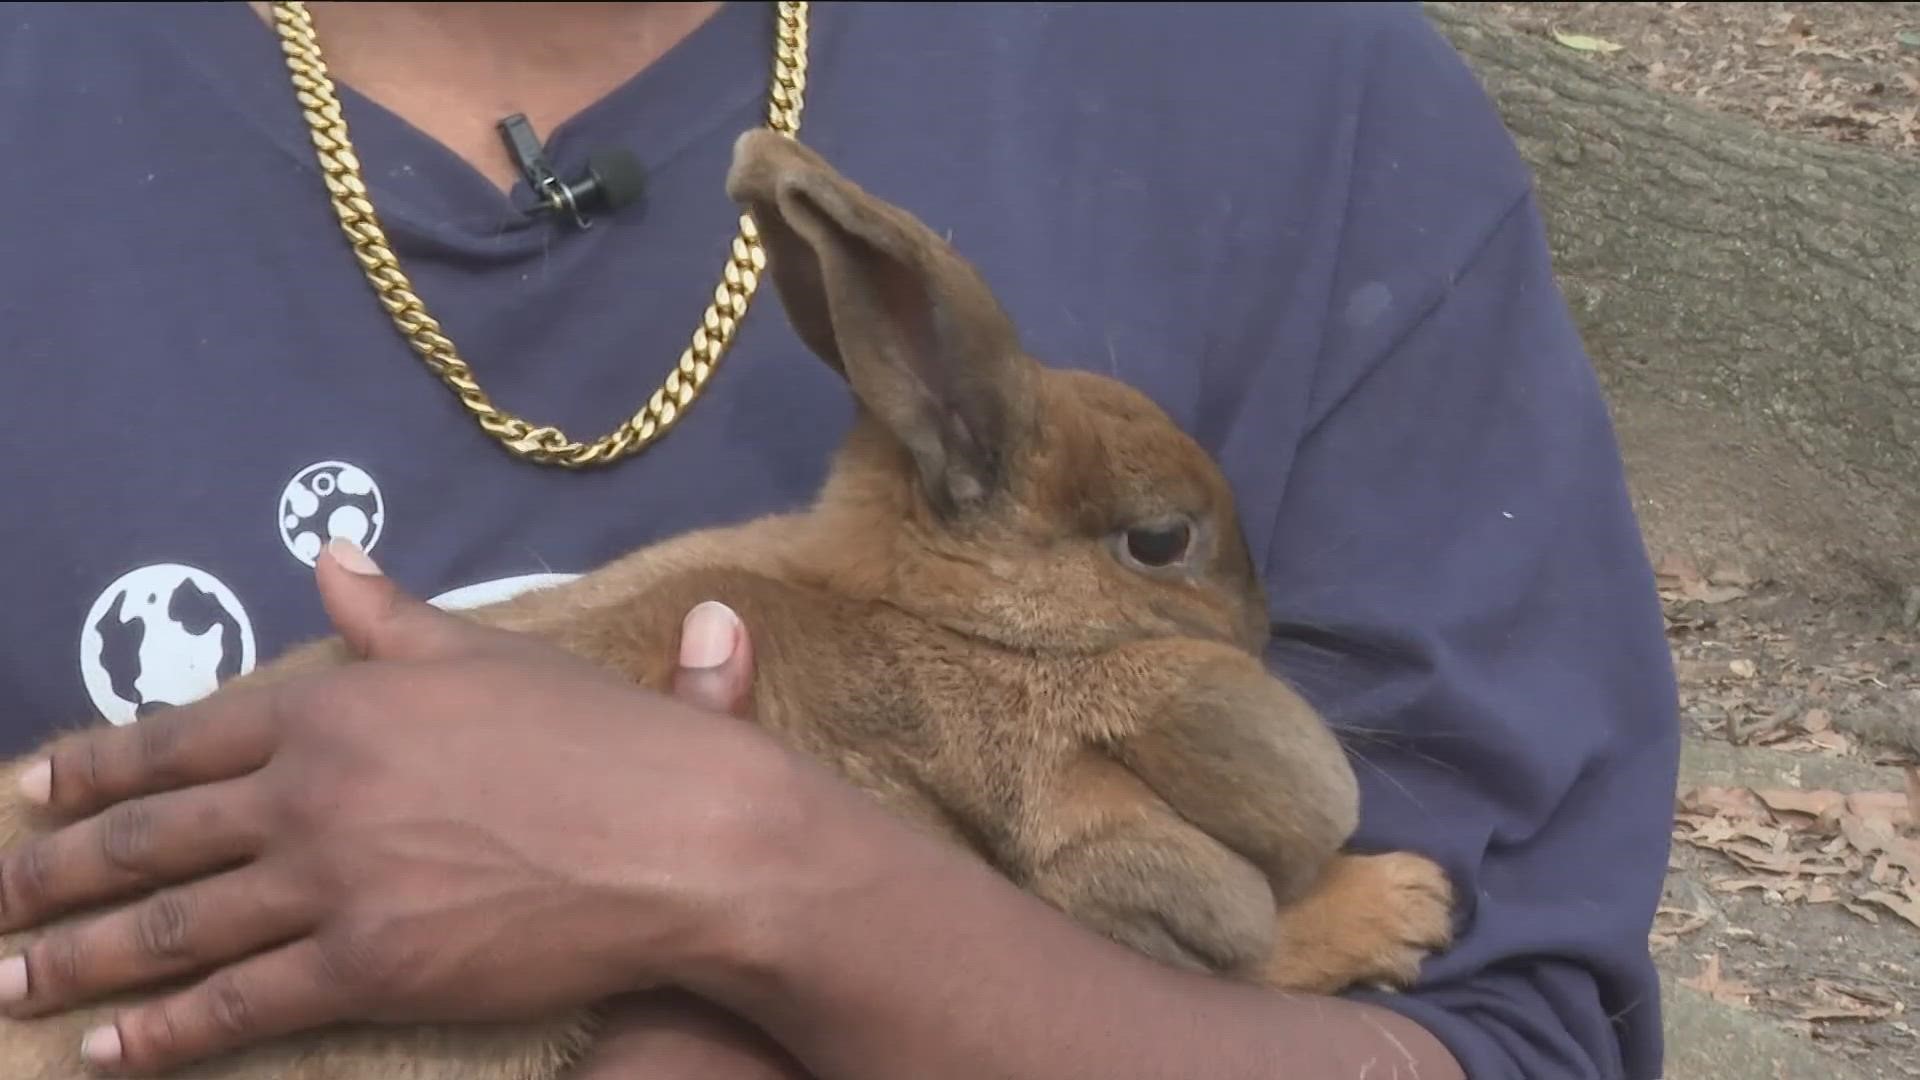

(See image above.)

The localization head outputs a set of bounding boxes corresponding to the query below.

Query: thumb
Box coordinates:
[316,538,472,662]
[671,601,756,719]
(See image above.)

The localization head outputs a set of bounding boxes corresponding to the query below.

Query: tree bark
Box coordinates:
[1423,2,1920,608]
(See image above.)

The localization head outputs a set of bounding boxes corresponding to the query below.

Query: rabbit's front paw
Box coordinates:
[1259,851,1456,995]
[1344,852,1455,989]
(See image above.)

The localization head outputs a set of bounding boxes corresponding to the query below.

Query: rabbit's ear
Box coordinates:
[726,129,1035,519]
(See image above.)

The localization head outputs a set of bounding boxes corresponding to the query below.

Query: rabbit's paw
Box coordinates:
[1259,851,1455,996]
[1343,852,1455,990]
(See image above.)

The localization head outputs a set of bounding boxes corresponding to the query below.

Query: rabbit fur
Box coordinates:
[0,129,1455,1079]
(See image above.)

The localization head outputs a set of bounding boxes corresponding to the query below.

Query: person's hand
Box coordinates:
[0,538,814,1076]
[560,606,813,1080]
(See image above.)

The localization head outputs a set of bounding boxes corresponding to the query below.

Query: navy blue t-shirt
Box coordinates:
[1,3,1679,1077]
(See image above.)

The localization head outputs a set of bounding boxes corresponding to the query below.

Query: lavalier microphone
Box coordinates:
[496,113,647,230]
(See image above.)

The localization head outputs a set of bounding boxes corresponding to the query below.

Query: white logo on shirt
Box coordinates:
[279,460,386,567]
[78,564,257,726]
[73,461,582,728]
[429,573,582,610]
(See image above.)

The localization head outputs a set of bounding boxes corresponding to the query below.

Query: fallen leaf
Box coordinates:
[1679,786,1768,819]
[1849,791,1914,828]
[1857,890,1920,930]
[1845,901,1883,925]
[1713,877,1785,895]
[1881,836,1920,876]
[1655,552,1700,583]
[1802,708,1833,733]
[1798,998,1892,1021]
[1709,566,1754,588]
[1898,30,1920,49]
[1906,766,1919,829]
[1653,906,1712,938]
[1841,812,1901,859]
[1754,788,1846,822]
[1553,29,1626,54]
[1720,841,1847,877]
[1730,659,1758,679]
[1818,980,1900,1009]
[1800,1005,1884,1021]
[1681,955,1758,1008]
[1805,729,1852,756]
[1690,584,1748,604]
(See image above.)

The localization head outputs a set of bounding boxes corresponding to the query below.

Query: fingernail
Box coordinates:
[82,1024,121,1067]
[17,760,49,805]
[327,537,383,576]
[0,956,26,1002]
[679,601,741,670]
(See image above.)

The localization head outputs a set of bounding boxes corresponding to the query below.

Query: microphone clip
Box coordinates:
[496,113,645,230]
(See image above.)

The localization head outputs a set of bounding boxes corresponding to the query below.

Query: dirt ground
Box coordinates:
[1656,557,1919,1074]
[1484,2,1920,156]
[1474,4,1920,1075]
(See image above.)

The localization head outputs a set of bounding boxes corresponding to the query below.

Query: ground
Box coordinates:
[1656,560,1919,1076]
[1484,2,1920,158]
[1468,5,1920,1077]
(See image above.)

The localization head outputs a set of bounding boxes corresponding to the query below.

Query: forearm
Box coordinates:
[563,991,810,1080]
[691,774,1466,1080]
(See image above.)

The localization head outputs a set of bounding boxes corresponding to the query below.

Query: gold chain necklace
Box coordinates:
[265,1,812,469]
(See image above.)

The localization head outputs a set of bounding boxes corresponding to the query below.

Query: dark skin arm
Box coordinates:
[564,991,810,1080]
[0,542,1460,1079]
[678,735,1463,1080]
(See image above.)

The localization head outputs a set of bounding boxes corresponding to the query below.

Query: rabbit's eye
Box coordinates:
[1124,521,1192,568]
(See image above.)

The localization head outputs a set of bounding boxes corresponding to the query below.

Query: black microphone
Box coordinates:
[496,113,646,230]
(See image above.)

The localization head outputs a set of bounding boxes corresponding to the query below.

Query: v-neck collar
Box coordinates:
[147,1,806,257]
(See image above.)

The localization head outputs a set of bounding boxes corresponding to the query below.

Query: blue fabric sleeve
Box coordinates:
[1248,31,1683,1074]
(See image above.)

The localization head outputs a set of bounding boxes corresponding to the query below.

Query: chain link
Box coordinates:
[266,1,811,469]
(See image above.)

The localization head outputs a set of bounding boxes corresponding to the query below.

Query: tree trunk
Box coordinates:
[1423,2,1920,610]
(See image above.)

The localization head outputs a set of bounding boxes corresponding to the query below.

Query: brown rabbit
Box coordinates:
[0,128,1455,1079]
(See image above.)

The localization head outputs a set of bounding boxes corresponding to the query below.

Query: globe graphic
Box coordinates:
[78,564,256,726]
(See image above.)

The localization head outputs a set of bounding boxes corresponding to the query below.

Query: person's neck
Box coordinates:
[249,2,725,193]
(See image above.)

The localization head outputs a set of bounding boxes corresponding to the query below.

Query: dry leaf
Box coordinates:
[1709,566,1754,588]
[1849,791,1915,828]
[1754,788,1846,821]
[1857,890,1920,930]
[1714,877,1784,895]
[1688,583,1749,604]
[1880,836,1920,876]
[1730,658,1758,679]
[1679,786,1768,819]
[1655,553,1700,582]
[1681,955,1758,1007]
[1798,996,1893,1021]
[1652,906,1712,941]
[1845,901,1884,925]
[1841,813,1901,862]
[1804,729,1852,756]
[1553,29,1626,54]
[1802,708,1833,733]
[1789,976,1896,1014]
[1818,980,1900,1009]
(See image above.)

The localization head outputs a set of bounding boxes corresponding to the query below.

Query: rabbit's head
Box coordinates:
[728,131,1270,659]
